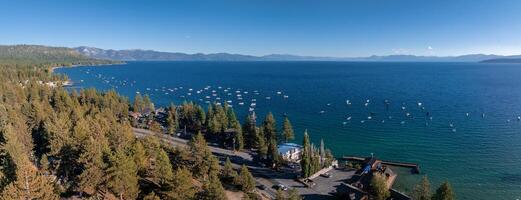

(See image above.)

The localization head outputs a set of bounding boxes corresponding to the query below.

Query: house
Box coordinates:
[278,143,302,162]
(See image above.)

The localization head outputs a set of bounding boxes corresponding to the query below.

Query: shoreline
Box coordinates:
[50,62,126,73]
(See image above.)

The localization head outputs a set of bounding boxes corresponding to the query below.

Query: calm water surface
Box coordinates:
[57,61,521,199]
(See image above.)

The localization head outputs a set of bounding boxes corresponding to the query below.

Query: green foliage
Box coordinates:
[370,173,390,200]
[281,117,295,143]
[238,165,256,193]
[167,103,179,135]
[162,167,197,200]
[199,173,227,200]
[432,181,455,200]
[106,149,139,199]
[222,157,237,181]
[412,176,431,200]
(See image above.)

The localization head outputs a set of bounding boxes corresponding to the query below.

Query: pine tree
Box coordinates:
[162,167,197,200]
[238,164,255,193]
[222,157,237,181]
[200,172,227,200]
[106,149,139,200]
[281,117,295,143]
[432,181,455,200]
[275,189,285,200]
[370,173,390,200]
[77,137,108,196]
[412,176,431,200]
[0,164,59,200]
[256,126,268,158]
[167,103,179,135]
[242,114,256,148]
[300,130,311,178]
[133,93,144,113]
[188,132,213,179]
[155,149,174,184]
[143,94,155,112]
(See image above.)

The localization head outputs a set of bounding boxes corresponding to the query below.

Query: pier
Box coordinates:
[342,156,421,174]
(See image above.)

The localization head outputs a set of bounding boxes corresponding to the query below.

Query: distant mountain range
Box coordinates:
[75,46,521,62]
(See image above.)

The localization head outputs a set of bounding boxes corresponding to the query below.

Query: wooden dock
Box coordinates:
[342,156,421,174]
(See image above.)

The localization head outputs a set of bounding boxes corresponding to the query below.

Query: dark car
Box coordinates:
[257,185,267,190]
[273,184,288,191]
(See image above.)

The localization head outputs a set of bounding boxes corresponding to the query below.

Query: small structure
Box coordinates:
[339,156,411,200]
[278,143,302,162]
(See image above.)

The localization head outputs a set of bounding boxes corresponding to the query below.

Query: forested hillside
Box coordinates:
[0,45,276,199]
[0,45,119,68]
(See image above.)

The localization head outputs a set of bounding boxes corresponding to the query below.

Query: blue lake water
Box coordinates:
[56,61,521,199]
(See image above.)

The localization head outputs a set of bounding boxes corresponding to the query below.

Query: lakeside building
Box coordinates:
[278,143,303,162]
[339,157,411,200]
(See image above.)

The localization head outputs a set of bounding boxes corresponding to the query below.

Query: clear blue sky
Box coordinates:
[1,0,521,57]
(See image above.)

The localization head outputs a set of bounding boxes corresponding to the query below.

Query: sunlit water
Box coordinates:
[57,61,521,199]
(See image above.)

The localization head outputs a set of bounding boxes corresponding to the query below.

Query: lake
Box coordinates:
[56,61,521,200]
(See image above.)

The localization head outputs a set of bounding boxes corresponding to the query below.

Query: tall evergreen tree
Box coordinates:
[370,173,390,200]
[281,117,295,143]
[162,167,196,200]
[199,173,227,200]
[412,176,431,200]
[0,164,59,200]
[300,130,311,178]
[106,149,139,200]
[222,157,237,181]
[238,164,255,193]
[432,181,455,200]
[133,93,144,113]
[167,103,179,135]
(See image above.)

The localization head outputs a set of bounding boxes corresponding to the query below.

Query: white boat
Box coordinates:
[401,106,406,110]
[367,116,372,120]
[249,107,255,111]
[238,102,244,105]
[319,110,325,114]
[277,91,282,95]
[418,102,422,106]
[327,103,331,106]
[360,120,365,123]
[266,96,271,100]
[251,99,257,102]
[364,102,369,107]
[227,100,232,103]
[283,95,289,98]
[347,116,352,120]
[250,103,256,107]
[346,100,351,105]
[400,121,406,124]
[342,122,347,125]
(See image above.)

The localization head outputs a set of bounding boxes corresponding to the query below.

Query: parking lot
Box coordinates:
[271,168,356,200]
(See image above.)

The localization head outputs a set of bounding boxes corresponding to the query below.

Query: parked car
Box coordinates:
[273,184,288,191]
[321,172,332,178]
[257,185,267,190]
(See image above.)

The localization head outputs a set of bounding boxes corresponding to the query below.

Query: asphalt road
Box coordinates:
[132,128,347,200]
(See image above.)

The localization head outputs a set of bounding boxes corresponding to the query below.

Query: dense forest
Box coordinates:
[0,45,307,200]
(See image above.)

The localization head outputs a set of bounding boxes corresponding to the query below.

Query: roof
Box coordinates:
[278,143,303,154]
